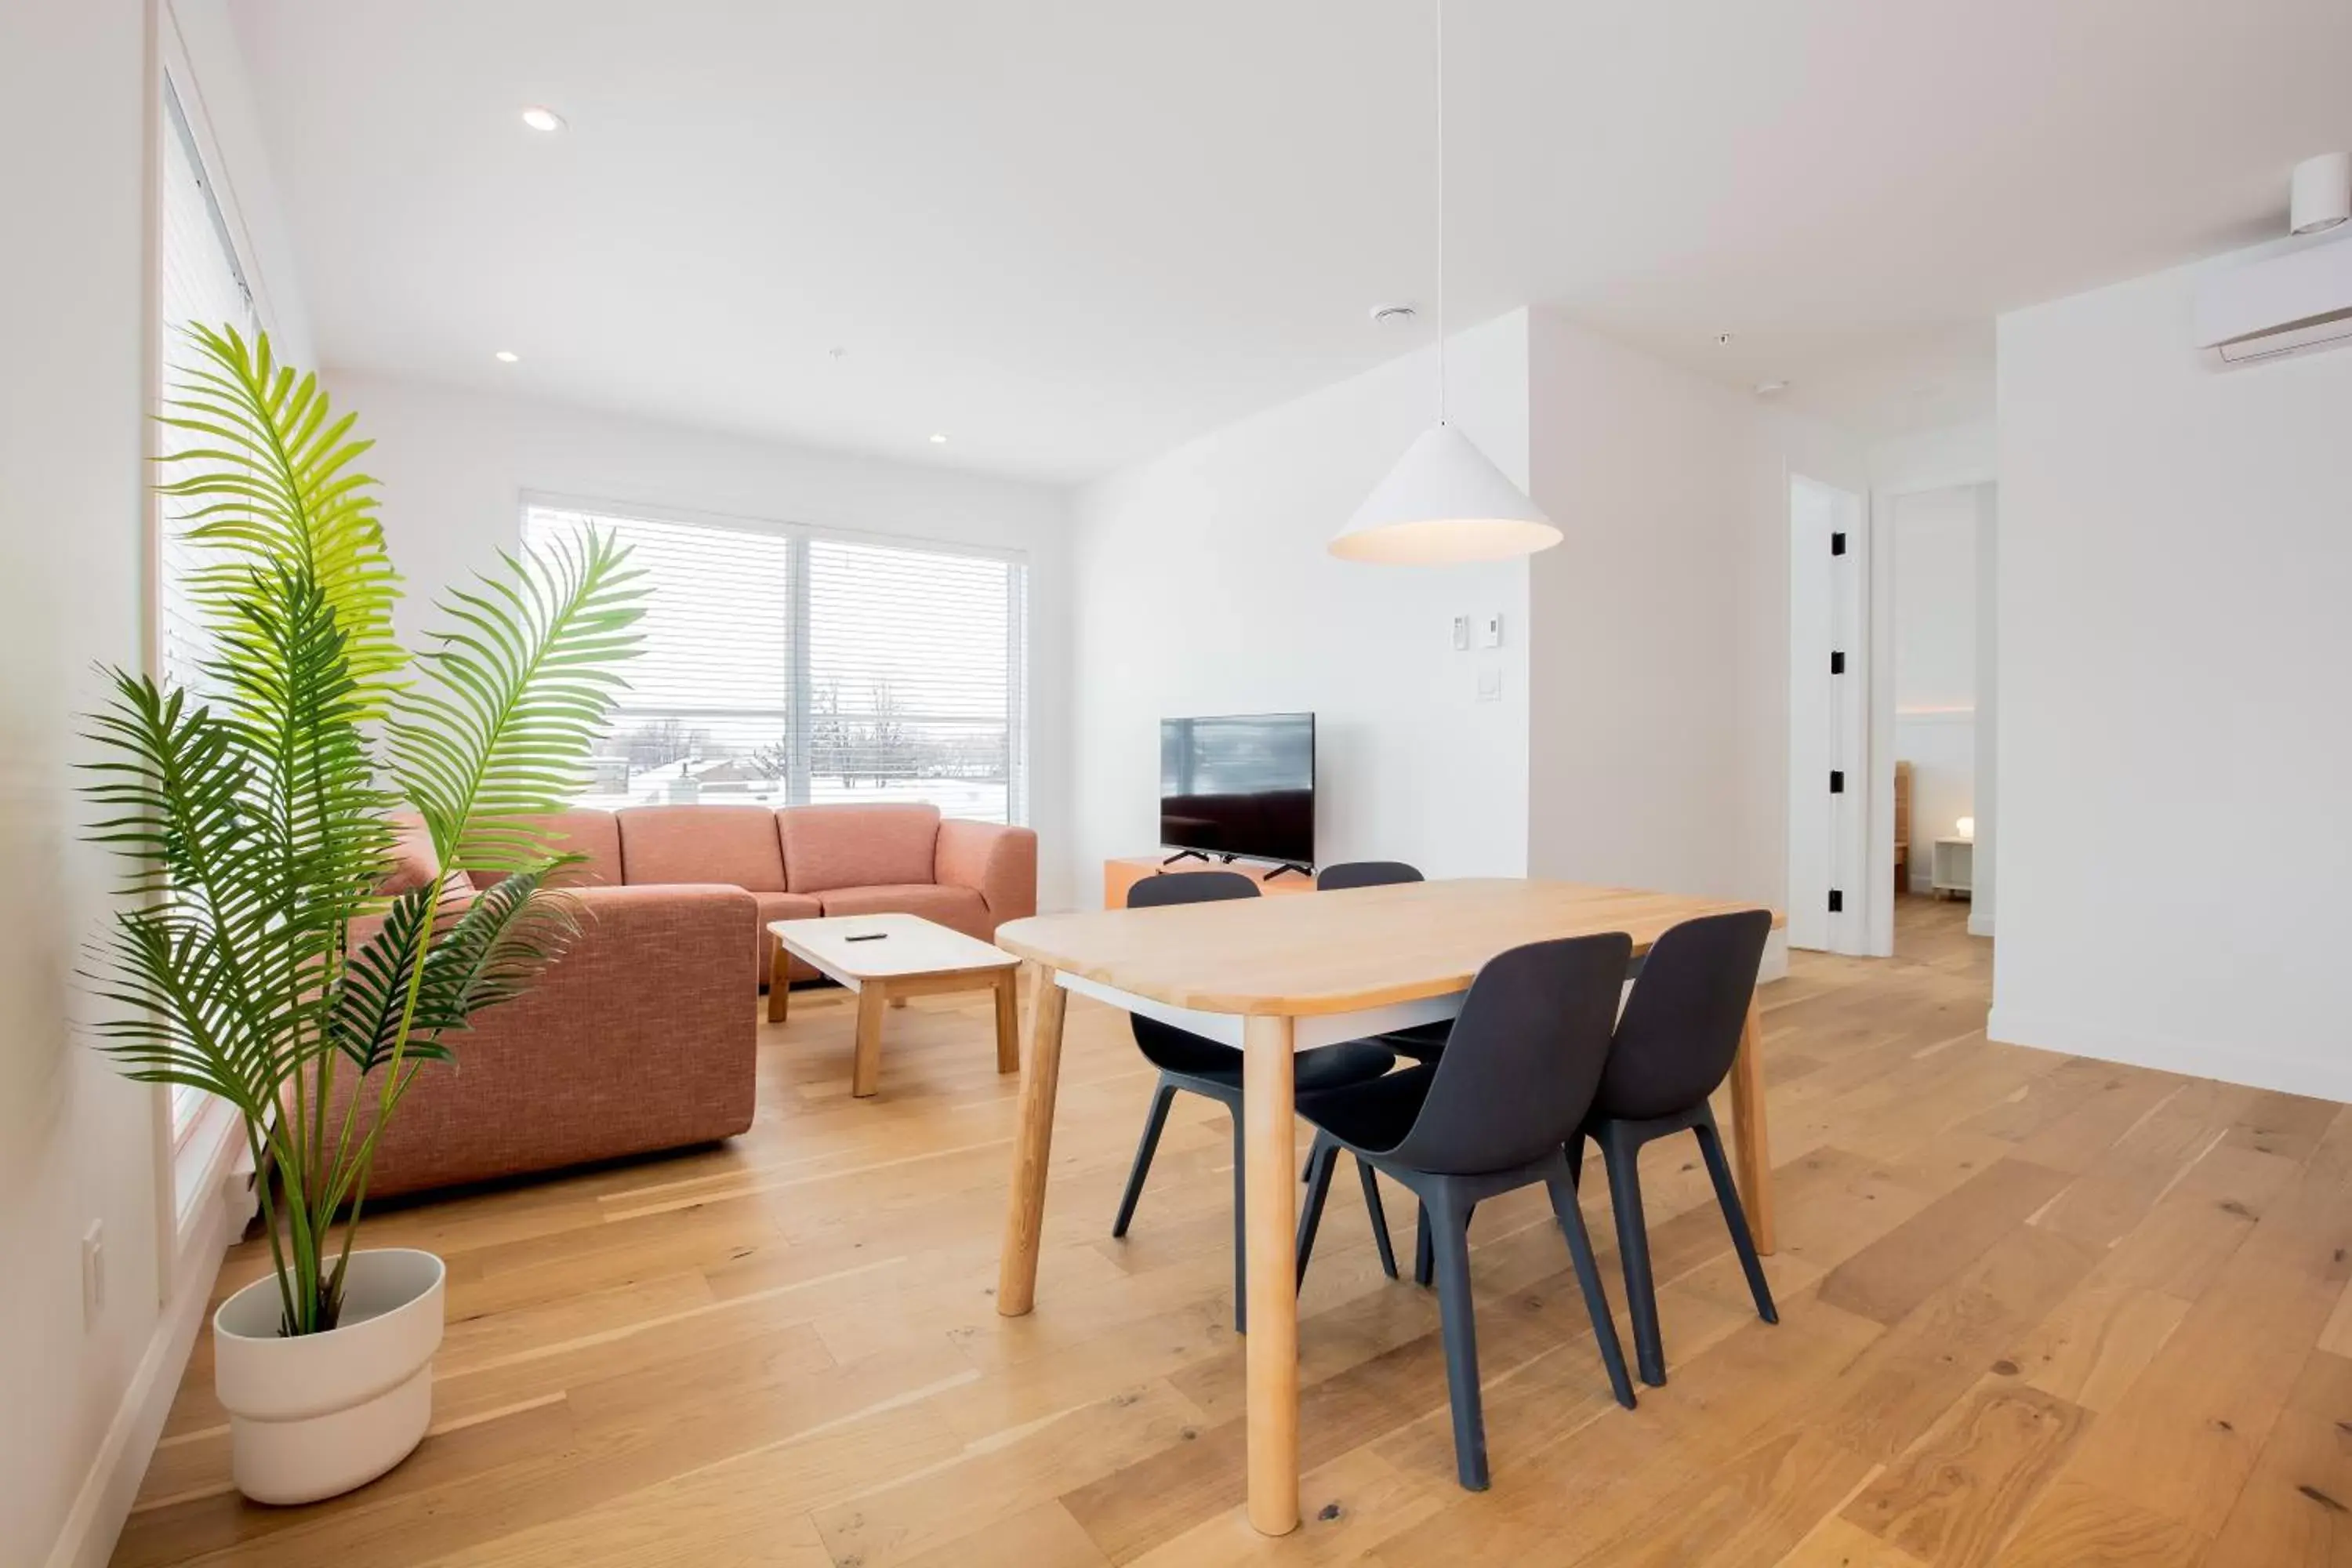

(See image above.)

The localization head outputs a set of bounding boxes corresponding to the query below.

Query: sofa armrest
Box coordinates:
[935,820,1037,928]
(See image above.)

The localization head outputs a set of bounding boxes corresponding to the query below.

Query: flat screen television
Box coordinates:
[1160,712,1315,869]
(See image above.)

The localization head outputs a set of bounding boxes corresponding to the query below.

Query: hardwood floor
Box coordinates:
[118,896,2352,1566]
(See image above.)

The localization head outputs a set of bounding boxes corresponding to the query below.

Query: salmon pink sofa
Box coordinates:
[342,803,1036,1196]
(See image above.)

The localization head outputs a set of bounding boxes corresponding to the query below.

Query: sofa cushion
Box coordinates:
[465,810,625,890]
[780,803,942,894]
[619,805,787,891]
[817,883,991,942]
[753,891,825,985]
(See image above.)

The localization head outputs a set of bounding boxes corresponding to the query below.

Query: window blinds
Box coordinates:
[524,503,1027,824]
[158,76,256,705]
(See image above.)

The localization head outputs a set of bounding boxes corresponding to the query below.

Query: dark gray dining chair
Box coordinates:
[1111,870,1401,1328]
[1312,861,1449,1063]
[1573,909,1777,1386]
[1293,933,1639,1490]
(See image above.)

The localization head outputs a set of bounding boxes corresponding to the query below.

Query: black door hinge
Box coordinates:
[1828,889,1844,913]
[1830,650,1846,675]
[1830,770,1846,793]
[1831,531,1847,556]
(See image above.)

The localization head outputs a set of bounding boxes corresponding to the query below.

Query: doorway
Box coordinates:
[1877,482,1995,956]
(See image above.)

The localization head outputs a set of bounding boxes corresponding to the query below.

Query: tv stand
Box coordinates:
[1160,849,1212,867]
[1260,862,1311,882]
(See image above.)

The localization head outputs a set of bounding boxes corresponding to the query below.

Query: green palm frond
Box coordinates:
[156,324,405,701]
[388,529,643,877]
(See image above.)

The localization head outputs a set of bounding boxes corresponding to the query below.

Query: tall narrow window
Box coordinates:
[524,502,1028,823]
[157,74,257,1148]
[158,76,256,706]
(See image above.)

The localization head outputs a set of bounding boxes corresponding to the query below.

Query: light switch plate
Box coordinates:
[1480,612,1504,648]
[1451,615,1470,652]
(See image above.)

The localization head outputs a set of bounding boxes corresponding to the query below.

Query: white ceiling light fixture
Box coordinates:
[929,433,948,444]
[519,106,566,133]
[1331,0,1558,567]
[494,350,519,363]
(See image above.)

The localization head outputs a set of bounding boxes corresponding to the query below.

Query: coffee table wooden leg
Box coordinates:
[1729,997,1776,1254]
[851,982,889,1098]
[992,971,1020,1075]
[999,963,1067,1316]
[1242,1014,1300,1536]
[766,938,789,1024]
[891,995,909,1009]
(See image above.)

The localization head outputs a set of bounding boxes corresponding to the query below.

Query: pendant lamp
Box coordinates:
[1331,0,1559,565]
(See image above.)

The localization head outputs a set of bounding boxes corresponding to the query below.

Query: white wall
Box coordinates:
[1526,310,1867,912]
[1992,231,2352,1098]
[326,373,1078,907]
[1,5,166,1563]
[1069,314,1532,902]
[1889,484,1980,890]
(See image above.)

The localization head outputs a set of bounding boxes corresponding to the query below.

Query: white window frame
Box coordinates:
[520,491,1033,825]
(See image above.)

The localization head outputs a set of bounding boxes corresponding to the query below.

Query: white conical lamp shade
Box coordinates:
[1330,423,1560,564]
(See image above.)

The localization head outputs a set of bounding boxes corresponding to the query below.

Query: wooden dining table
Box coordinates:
[991,877,1783,1535]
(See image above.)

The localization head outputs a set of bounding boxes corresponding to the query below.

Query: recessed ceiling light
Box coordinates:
[494,350,519,363]
[520,106,566,133]
[928,433,949,444]
[1755,379,1788,395]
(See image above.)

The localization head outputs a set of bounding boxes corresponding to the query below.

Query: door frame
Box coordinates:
[1786,474,1869,955]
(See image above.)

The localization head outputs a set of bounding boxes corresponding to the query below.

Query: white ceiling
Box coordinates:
[228,0,2352,481]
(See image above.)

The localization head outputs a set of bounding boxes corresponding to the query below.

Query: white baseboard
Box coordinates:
[1986,1007,2352,1104]
[1966,907,1994,938]
[44,1157,249,1568]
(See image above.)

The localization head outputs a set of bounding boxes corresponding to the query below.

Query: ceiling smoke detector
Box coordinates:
[1755,379,1789,396]
[2291,152,2351,235]
[1370,303,1418,326]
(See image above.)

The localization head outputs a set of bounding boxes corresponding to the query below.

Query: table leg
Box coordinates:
[1728,997,1776,1254]
[851,982,888,1098]
[997,964,1068,1316]
[991,971,1020,1075]
[766,938,789,1024]
[1241,1014,1300,1536]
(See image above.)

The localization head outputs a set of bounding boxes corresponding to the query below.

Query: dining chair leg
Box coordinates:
[1600,1127,1667,1387]
[1544,1169,1637,1411]
[1425,1187,1490,1491]
[1356,1157,1399,1279]
[1294,1135,1340,1287]
[1112,1079,1179,1239]
[1414,1203,1434,1287]
[1694,1107,1778,1326]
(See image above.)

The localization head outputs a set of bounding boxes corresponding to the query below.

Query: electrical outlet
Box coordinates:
[1450,615,1470,651]
[82,1221,105,1325]
[1475,666,1502,702]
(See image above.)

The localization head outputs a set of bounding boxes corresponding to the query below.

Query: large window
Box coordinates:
[524,501,1029,823]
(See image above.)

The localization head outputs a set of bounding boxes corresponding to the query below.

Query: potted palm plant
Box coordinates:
[83,326,644,1504]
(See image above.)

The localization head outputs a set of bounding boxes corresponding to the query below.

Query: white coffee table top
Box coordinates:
[767,913,1018,986]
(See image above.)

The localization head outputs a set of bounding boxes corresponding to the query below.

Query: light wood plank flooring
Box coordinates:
[118,897,2352,1566]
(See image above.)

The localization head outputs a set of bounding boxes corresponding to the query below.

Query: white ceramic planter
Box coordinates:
[212,1247,446,1505]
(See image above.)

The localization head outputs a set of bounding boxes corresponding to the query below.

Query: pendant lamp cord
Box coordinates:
[1435,0,1446,427]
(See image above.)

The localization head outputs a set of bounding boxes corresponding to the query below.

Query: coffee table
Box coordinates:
[766,913,1022,1098]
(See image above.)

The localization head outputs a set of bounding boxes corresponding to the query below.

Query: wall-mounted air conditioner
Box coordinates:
[2193,234,2352,365]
